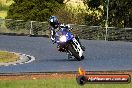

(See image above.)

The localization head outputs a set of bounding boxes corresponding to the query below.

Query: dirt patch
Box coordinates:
[0,73,76,80]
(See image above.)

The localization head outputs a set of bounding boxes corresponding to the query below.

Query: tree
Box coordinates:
[107,0,132,27]
[82,0,104,26]
[88,0,101,9]
[6,0,64,21]
[84,0,132,27]
[5,0,64,35]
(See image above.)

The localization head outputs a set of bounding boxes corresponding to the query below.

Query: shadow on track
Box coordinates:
[43,58,80,62]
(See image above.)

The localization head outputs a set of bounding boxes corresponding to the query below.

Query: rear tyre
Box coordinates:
[68,44,83,61]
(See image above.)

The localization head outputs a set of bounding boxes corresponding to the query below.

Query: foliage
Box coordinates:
[6,0,64,21]
[5,0,64,34]
[54,5,86,24]
[0,2,9,11]
[84,9,104,26]
[107,0,132,27]
[88,0,101,9]
[84,0,132,27]
[81,0,104,26]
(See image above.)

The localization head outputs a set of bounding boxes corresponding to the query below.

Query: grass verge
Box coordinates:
[0,50,19,63]
[0,72,131,88]
[0,77,131,88]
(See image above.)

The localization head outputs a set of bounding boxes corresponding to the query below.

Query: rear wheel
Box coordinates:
[68,44,83,61]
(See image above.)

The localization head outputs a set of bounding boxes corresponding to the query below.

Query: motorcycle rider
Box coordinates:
[49,16,85,51]
[49,16,60,43]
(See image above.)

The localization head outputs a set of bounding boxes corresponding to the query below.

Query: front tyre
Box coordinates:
[76,76,87,85]
[68,44,84,61]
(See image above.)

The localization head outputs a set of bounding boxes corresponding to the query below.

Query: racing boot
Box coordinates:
[67,53,72,59]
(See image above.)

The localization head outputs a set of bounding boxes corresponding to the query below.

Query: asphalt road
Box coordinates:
[0,35,132,73]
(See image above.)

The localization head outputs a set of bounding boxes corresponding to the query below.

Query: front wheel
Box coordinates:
[76,76,87,85]
[68,44,84,61]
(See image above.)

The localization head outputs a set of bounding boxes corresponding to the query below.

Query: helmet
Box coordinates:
[49,16,59,29]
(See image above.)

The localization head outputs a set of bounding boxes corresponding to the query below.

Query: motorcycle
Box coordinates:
[55,25,84,61]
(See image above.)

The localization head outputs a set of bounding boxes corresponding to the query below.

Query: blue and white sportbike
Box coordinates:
[55,25,84,61]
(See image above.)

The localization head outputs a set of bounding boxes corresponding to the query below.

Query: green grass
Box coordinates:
[0,51,19,63]
[0,78,131,88]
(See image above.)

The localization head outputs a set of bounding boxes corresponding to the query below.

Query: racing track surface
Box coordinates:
[0,35,132,73]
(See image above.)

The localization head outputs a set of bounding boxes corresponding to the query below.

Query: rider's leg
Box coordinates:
[75,36,85,51]
[51,30,56,43]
